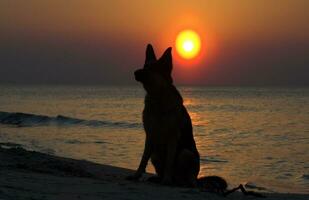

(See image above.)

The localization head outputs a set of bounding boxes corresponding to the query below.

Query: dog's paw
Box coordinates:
[147,176,162,183]
[126,173,141,181]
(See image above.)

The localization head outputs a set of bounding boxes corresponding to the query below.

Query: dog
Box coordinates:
[128,44,200,187]
[127,44,266,197]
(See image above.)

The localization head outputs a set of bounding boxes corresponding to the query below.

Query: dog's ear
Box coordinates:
[145,44,156,64]
[159,47,173,74]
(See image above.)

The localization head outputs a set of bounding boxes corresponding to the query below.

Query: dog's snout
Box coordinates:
[134,69,144,82]
[134,70,140,77]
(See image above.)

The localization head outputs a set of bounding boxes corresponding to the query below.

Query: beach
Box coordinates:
[0,145,308,200]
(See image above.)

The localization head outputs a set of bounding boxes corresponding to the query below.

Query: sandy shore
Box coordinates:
[0,145,308,200]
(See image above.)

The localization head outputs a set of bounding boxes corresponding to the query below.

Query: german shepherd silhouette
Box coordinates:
[128,44,265,198]
[129,44,200,186]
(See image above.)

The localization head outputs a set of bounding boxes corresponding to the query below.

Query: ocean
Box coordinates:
[0,85,308,193]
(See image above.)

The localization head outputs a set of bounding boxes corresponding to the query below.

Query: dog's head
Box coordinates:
[134,44,173,93]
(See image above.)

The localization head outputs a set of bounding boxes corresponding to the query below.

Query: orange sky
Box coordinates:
[2,1,308,38]
[0,0,309,85]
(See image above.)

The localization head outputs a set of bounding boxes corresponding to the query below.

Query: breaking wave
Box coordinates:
[0,111,141,128]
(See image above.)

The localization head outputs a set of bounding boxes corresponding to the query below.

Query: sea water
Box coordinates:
[0,85,308,193]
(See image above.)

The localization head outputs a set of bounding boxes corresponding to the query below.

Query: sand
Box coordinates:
[0,145,308,200]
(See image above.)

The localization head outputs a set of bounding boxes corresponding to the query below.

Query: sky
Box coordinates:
[0,0,308,86]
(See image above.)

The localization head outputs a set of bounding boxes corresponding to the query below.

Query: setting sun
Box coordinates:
[175,29,201,60]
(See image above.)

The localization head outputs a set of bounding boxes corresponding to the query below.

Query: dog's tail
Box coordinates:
[197,176,265,198]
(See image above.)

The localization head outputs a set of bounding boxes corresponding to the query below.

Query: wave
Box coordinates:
[186,104,259,113]
[206,104,259,112]
[244,182,268,191]
[0,111,141,128]
[200,157,228,163]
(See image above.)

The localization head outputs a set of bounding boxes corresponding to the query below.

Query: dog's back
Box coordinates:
[143,84,198,152]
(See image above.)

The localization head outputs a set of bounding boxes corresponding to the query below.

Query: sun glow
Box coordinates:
[176,30,201,59]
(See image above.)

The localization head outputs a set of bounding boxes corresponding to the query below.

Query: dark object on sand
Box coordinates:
[197,176,266,198]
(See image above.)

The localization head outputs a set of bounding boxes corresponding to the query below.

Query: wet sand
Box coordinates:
[0,146,308,200]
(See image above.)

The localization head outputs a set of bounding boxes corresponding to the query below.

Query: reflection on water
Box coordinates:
[0,85,308,193]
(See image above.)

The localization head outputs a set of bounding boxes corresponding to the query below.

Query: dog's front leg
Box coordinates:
[162,139,177,185]
[127,135,152,180]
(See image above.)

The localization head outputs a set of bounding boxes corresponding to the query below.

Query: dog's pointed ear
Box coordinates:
[145,44,156,64]
[159,47,173,73]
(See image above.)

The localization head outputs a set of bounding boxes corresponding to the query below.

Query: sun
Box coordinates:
[175,29,201,60]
